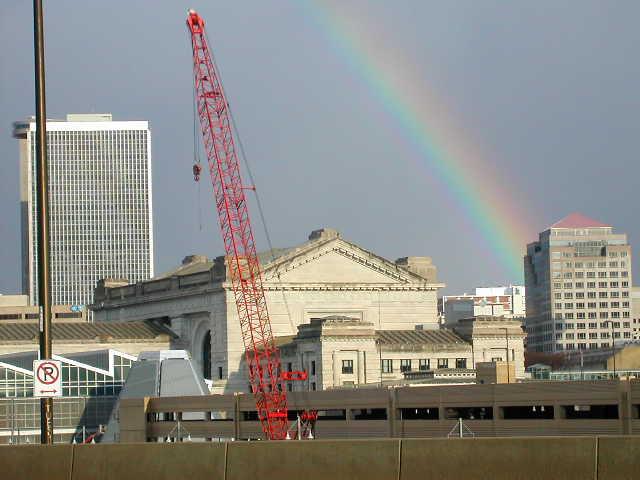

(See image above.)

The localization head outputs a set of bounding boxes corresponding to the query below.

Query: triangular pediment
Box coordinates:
[262,236,429,285]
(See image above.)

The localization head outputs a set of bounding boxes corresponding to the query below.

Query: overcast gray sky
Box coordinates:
[1,1,638,295]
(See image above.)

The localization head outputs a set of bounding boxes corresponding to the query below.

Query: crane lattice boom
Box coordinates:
[186,9,289,440]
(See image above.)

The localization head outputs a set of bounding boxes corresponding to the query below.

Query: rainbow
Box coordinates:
[299,1,538,281]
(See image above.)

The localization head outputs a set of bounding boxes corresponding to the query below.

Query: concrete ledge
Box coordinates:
[0,444,72,480]
[1,436,639,479]
[226,439,400,480]
[400,437,597,480]
[597,436,640,480]
[71,443,226,480]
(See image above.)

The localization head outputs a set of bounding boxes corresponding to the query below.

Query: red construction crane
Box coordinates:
[186,9,310,440]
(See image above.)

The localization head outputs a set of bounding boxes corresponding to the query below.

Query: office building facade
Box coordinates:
[524,213,633,353]
[440,285,525,327]
[12,114,153,308]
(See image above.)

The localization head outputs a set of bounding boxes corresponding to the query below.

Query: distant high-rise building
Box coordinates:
[440,285,525,327]
[631,287,640,340]
[13,114,153,308]
[524,213,633,353]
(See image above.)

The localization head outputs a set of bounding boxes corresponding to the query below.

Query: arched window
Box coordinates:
[202,330,212,379]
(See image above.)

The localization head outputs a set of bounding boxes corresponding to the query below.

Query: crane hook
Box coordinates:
[193,163,202,182]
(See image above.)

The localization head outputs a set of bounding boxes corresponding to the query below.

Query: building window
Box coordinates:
[287,362,293,372]
[218,366,223,380]
[400,359,412,373]
[455,358,467,369]
[437,358,449,369]
[311,360,316,376]
[341,360,353,374]
[419,359,430,371]
[311,382,316,391]
[381,359,393,373]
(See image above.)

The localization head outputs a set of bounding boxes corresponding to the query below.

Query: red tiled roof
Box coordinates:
[550,213,610,229]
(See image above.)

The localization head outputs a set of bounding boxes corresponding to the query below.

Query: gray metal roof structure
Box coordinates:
[0,320,176,343]
[377,329,467,346]
[102,350,210,442]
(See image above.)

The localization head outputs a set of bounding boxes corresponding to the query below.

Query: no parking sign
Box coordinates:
[33,359,63,398]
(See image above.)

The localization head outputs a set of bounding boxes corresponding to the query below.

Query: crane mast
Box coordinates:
[186,9,289,440]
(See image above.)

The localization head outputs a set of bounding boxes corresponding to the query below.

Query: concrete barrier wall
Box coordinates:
[0,437,638,480]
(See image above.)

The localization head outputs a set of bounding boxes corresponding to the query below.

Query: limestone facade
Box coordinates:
[275,315,526,391]
[90,229,444,393]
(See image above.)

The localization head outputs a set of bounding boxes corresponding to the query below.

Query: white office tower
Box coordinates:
[13,114,154,308]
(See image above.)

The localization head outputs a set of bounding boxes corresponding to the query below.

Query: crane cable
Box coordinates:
[192,64,204,232]
[204,30,297,335]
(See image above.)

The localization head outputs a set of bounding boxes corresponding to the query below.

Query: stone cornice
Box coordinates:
[263,238,439,286]
[260,283,444,292]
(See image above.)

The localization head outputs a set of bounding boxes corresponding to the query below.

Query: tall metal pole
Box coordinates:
[504,327,511,384]
[610,321,617,378]
[33,0,54,445]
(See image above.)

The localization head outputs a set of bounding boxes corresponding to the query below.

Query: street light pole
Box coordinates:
[503,327,511,384]
[33,0,54,444]
[609,321,617,378]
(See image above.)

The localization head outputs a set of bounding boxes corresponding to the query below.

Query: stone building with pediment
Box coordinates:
[90,228,445,393]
